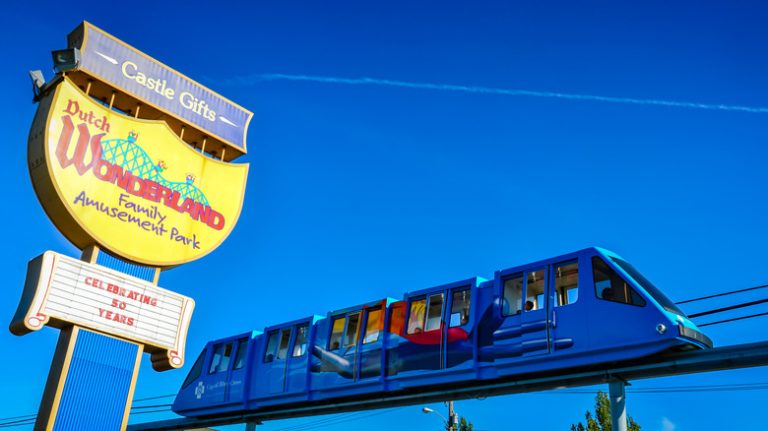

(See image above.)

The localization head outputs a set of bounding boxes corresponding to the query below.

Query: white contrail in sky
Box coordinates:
[245,73,768,114]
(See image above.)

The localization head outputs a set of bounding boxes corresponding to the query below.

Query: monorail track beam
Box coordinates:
[128,341,768,431]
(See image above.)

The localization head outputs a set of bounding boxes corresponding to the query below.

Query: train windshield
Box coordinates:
[610,257,684,315]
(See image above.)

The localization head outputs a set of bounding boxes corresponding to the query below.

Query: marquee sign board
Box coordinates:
[28,78,248,267]
[11,251,194,370]
[67,22,252,155]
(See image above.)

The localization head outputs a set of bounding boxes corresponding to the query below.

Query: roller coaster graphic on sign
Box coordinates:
[100,132,210,207]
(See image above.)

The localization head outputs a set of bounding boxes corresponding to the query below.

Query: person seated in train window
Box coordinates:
[331,341,340,350]
[265,353,274,363]
[602,287,615,301]
[293,343,306,357]
[524,300,535,311]
[460,309,470,325]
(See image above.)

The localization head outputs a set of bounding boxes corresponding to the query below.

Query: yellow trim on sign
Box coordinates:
[74,21,252,153]
[81,245,99,264]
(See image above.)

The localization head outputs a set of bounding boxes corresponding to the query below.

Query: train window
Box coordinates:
[526,269,546,311]
[181,350,205,389]
[208,342,233,374]
[293,324,309,357]
[407,298,426,334]
[233,338,248,370]
[502,274,523,315]
[344,312,361,348]
[264,330,279,363]
[425,293,444,331]
[364,307,383,344]
[593,257,646,307]
[567,288,579,305]
[450,289,471,327]
[611,257,684,315]
[389,302,406,336]
[555,261,578,307]
[277,328,292,360]
[329,317,345,350]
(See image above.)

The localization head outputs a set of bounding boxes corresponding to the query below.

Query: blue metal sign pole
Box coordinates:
[34,247,160,431]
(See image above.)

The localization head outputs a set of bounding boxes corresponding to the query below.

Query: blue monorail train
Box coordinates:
[173,247,712,416]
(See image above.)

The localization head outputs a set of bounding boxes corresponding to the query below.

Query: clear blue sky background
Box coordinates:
[1,1,767,430]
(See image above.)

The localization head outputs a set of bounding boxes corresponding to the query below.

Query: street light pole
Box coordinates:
[447,400,456,431]
[422,402,458,431]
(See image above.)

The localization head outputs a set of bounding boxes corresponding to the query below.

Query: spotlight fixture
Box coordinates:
[51,48,80,74]
[29,70,45,102]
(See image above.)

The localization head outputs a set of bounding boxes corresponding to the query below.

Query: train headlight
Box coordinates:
[656,323,667,334]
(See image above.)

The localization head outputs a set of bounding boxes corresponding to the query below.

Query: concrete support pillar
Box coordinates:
[245,422,258,431]
[609,381,627,431]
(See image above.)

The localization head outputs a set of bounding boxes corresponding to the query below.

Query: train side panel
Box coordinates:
[172,331,256,416]
[308,300,391,399]
[247,317,319,407]
[384,278,482,391]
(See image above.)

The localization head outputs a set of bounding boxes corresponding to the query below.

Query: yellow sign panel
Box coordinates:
[29,79,248,267]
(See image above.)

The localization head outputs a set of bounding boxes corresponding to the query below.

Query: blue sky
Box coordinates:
[2,1,768,430]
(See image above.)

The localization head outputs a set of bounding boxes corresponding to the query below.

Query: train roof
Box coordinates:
[407,276,487,297]
[263,315,324,331]
[329,298,398,317]
[494,247,617,278]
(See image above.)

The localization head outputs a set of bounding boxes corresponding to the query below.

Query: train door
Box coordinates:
[342,311,363,380]
[263,326,292,394]
[404,291,445,371]
[355,306,385,381]
[226,337,249,402]
[285,323,310,393]
[549,260,579,353]
[443,286,473,369]
[520,267,551,356]
[497,267,551,360]
[206,340,235,404]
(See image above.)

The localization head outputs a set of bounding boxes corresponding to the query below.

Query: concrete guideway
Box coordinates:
[128,341,768,431]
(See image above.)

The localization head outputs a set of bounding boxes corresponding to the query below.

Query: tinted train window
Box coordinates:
[554,261,578,307]
[450,289,471,327]
[407,298,426,334]
[233,338,248,370]
[526,269,546,311]
[389,302,406,336]
[182,350,205,389]
[425,294,444,331]
[277,328,291,360]
[503,274,523,315]
[293,324,309,357]
[264,331,279,363]
[593,257,646,307]
[329,317,345,350]
[209,342,233,374]
[611,257,684,315]
[344,313,361,348]
[364,307,383,344]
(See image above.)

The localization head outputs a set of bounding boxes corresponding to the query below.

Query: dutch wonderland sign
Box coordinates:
[11,252,194,369]
[12,23,252,428]
[28,78,248,267]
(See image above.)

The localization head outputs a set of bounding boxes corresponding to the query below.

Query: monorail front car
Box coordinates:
[173,247,712,417]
